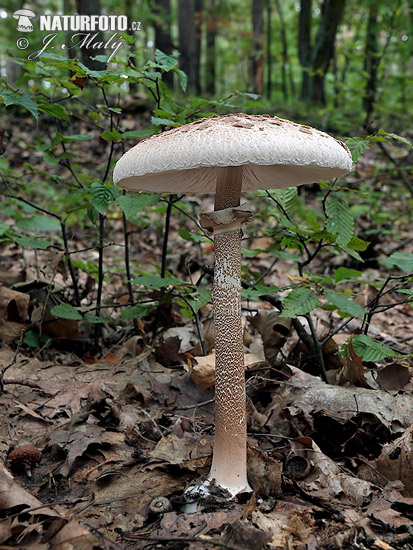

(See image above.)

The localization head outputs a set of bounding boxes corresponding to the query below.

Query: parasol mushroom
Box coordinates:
[113,113,352,496]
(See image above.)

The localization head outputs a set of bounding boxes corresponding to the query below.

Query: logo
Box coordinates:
[8,8,142,62]
[13,9,35,32]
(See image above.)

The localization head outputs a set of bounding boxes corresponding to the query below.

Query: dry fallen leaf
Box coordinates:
[189,350,264,389]
[248,310,292,359]
[290,438,374,506]
[358,426,413,496]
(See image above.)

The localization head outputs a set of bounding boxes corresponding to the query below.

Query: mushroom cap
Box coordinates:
[113,113,352,194]
[13,9,36,18]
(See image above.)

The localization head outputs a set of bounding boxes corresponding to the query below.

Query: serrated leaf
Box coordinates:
[345,137,371,162]
[117,194,158,219]
[280,288,321,318]
[351,334,398,362]
[51,303,82,320]
[87,202,98,224]
[387,252,413,273]
[132,275,186,288]
[326,197,354,246]
[90,182,116,215]
[324,289,365,318]
[268,187,298,217]
[39,102,70,121]
[333,267,362,283]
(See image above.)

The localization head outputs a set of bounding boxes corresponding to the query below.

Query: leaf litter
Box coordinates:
[0,335,412,550]
[0,132,412,547]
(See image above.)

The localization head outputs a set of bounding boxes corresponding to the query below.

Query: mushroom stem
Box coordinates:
[208,166,251,495]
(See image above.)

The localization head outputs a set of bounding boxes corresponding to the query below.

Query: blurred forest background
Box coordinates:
[0,2,412,548]
[0,0,412,128]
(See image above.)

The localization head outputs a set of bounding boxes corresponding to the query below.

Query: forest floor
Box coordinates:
[0,110,412,550]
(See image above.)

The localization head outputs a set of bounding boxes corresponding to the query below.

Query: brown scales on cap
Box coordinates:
[8,443,42,477]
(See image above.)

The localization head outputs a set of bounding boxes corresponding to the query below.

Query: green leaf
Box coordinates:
[280,288,321,318]
[347,236,370,251]
[38,102,70,121]
[0,90,39,120]
[377,129,412,148]
[351,334,398,362]
[186,286,211,313]
[268,187,298,217]
[23,330,40,348]
[237,92,261,100]
[13,235,51,249]
[120,304,152,319]
[87,202,99,224]
[151,116,178,126]
[387,252,413,273]
[122,129,156,139]
[117,194,158,219]
[326,197,354,246]
[345,137,371,162]
[100,129,122,141]
[51,303,82,320]
[242,285,279,301]
[90,182,116,215]
[155,49,178,71]
[324,289,364,318]
[84,314,109,323]
[333,267,362,283]
[17,215,61,232]
[132,275,186,288]
[179,227,205,243]
[173,68,187,91]
[62,134,91,142]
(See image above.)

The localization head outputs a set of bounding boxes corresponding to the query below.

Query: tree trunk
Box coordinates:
[205,0,217,95]
[178,0,202,93]
[298,0,312,101]
[125,0,138,94]
[195,0,203,95]
[265,0,272,98]
[75,0,105,70]
[63,0,76,61]
[275,0,293,100]
[251,0,265,94]
[308,0,346,104]
[154,0,174,89]
[363,2,379,125]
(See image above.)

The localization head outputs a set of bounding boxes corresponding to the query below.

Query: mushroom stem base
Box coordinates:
[208,225,251,495]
